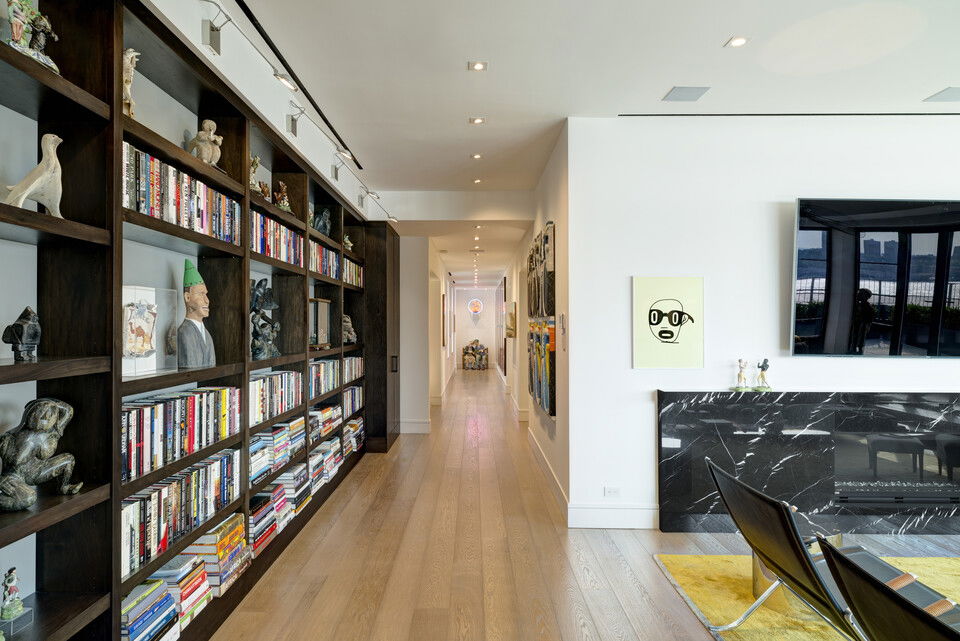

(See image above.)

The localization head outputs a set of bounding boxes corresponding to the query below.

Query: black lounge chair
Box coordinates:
[818,537,960,641]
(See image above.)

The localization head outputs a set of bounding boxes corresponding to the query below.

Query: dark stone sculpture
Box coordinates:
[0,399,82,512]
[2,307,41,362]
[311,207,332,236]
[343,315,358,344]
[250,279,280,360]
[27,13,57,55]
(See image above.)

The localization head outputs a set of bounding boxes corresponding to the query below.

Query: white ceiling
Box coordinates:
[246,1,959,192]
[393,220,530,286]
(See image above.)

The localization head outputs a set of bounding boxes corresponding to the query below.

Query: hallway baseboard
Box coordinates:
[567,502,659,529]
[429,395,443,406]
[526,427,568,518]
[401,419,431,433]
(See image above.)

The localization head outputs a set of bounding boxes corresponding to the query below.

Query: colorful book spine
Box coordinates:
[309,240,340,278]
[308,359,340,398]
[343,385,364,417]
[248,370,303,426]
[250,210,304,267]
[343,257,363,287]
[343,356,363,384]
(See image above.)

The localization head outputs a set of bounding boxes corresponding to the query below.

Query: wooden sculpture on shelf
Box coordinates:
[188,119,223,166]
[4,133,63,217]
[176,259,216,368]
[122,48,140,117]
[0,399,83,512]
[1,307,40,362]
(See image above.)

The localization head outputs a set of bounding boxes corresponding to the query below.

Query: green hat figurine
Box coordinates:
[183,259,204,288]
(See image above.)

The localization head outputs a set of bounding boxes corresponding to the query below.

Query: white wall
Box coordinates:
[454,287,497,364]
[380,191,534,222]
[428,239,457,401]
[399,237,430,433]
[565,114,960,528]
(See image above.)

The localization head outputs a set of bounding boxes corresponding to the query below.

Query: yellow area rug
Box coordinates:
[656,554,960,641]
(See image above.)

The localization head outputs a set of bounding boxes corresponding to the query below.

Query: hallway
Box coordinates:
[210,370,711,640]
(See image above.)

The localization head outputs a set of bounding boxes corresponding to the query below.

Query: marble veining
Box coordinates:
[659,391,960,534]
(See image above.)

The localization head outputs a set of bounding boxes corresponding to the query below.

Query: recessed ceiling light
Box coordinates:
[474,236,480,241]
[469,117,485,125]
[724,36,748,48]
[475,225,482,229]
[467,61,488,71]
[472,153,482,159]
[473,179,482,184]
[474,245,480,249]
[662,86,711,102]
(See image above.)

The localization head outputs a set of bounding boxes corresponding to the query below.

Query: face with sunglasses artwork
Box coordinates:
[648,299,695,343]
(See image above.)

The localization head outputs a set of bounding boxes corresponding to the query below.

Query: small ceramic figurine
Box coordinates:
[0,568,21,620]
[732,358,750,391]
[1,307,40,362]
[6,0,58,73]
[0,399,82,512]
[273,181,292,212]
[343,235,354,251]
[4,133,63,217]
[755,358,772,392]
[343,315,358,344]
[249,155,261,190]
[250,279,280,360]
[257,181,271,202]
[122,48,140,117]
[187,119,223,166]
[176,260,216,368]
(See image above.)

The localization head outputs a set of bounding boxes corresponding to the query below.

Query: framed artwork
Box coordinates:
[526,222,556,416]
[441,293,446,347]
[632,276,704,369]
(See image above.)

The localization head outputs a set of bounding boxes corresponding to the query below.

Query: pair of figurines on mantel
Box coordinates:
[732,358,772,392]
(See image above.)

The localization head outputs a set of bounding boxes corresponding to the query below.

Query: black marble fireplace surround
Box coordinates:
[658,391,960,534]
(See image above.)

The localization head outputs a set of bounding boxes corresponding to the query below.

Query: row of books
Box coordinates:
[310,239,339,278]
[278,464,311,517]
[309,359,340,398]
[120,450,241,579]
[120,577,180,641]
[121,387,241,483]
[344,385,364,417]
[182,513,250,598]
[250,484,288,557]
[308,405,342,444]
[342,417,366,456]
[121,142,242,247]
[343,257,364,287]
[343,356,363,384]
[149,556,212,634]
[251,210,304,267]
[249,370,303,426]
[312,437,343,488]
[249,417,306,486]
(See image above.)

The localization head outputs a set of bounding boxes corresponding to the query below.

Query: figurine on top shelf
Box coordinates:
[732,358,750,391]
[257,180,271,202]
[0,398,82,512]
[4,133,63,218]
[1,307,40,362]
[343,315,358,344]
[5,0,58,73]
[121,48,140,117]
[176,259,216,368]
[462,339,488,370]
[249,155,261,191]
[274,181,292,212]
[188,119,223,167]
[0,568,21,621]
[310,207,332,237]
[250,278,281,361]
[754,358,772,392]
[343,235,354,251]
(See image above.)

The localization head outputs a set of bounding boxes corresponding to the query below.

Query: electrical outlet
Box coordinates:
[603,486,620,498]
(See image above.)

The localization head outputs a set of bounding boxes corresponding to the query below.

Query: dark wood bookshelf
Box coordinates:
[120,433,243,497]
[0,0,395,637]
[342,282,363,292]
[342,408,365,425]
[309,387,342,405]
[0,483,110,549]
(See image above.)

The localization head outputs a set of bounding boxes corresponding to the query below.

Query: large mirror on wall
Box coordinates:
[793,199,960,357]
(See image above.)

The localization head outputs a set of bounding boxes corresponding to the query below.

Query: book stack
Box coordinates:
[277,464,311,516]
[122,142,241,246]
[317,437,343,483]
[251,210,304,266]
[120,450,241,578]
[288,416,306,457]
[270,483,292,532]
[182,513,251,598]
[248,433,273,487]
[121,386,241,483]
[343,257,363,287]
[308,359,340,398]
[342,417,365,456]
[249,370,303,425]
[149,555,212,632]
[308,406,342,444]
[308,448,324,494]
[249,492,278,558]
[121,579,180,641]
[343,385,363,417]
[270,423,291,471]
[309,239,339,278]
[343,356,363,384]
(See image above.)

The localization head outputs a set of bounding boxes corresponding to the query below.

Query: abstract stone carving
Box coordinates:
[1,307,40,362]
[4,133,63,217]
[250,278,280,360]
[187,119,223,166]
[122,48,140,117]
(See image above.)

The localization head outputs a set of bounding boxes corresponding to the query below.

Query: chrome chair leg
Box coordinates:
[780,584,869,641]
[708,579,782,632]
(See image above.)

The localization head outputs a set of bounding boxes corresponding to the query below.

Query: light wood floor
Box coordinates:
[212,370,960,641]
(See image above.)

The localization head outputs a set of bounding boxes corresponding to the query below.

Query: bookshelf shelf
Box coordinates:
[0,356,111,386]
[0,483,110,549]
[309,347,342,359]
[0,43,110,120]
[341,246,364,264]
[17,592,111,641]
[249,404,307,436]
[342,408,365,425]
[342,282,363,293]
[121,116,245,198]
[250,194,306,231]
[0,203,111,246]
[307,228,341,250]
[344,375,364,386]
[250,252,305,276]
[309,387,342,405]
[342,344,363,354]
[119,498,244,594]
[122,209,244,257]
[309,271,340,286]
[247,353,304,370]
[120,362,245,396]
[120,433,243,497]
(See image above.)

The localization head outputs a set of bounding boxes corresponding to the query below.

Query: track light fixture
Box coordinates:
[337,147,353,161]
[286,102,306,136]
[274,71,298,92]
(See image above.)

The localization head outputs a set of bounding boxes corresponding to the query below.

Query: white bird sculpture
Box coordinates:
[4,134,64,218]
